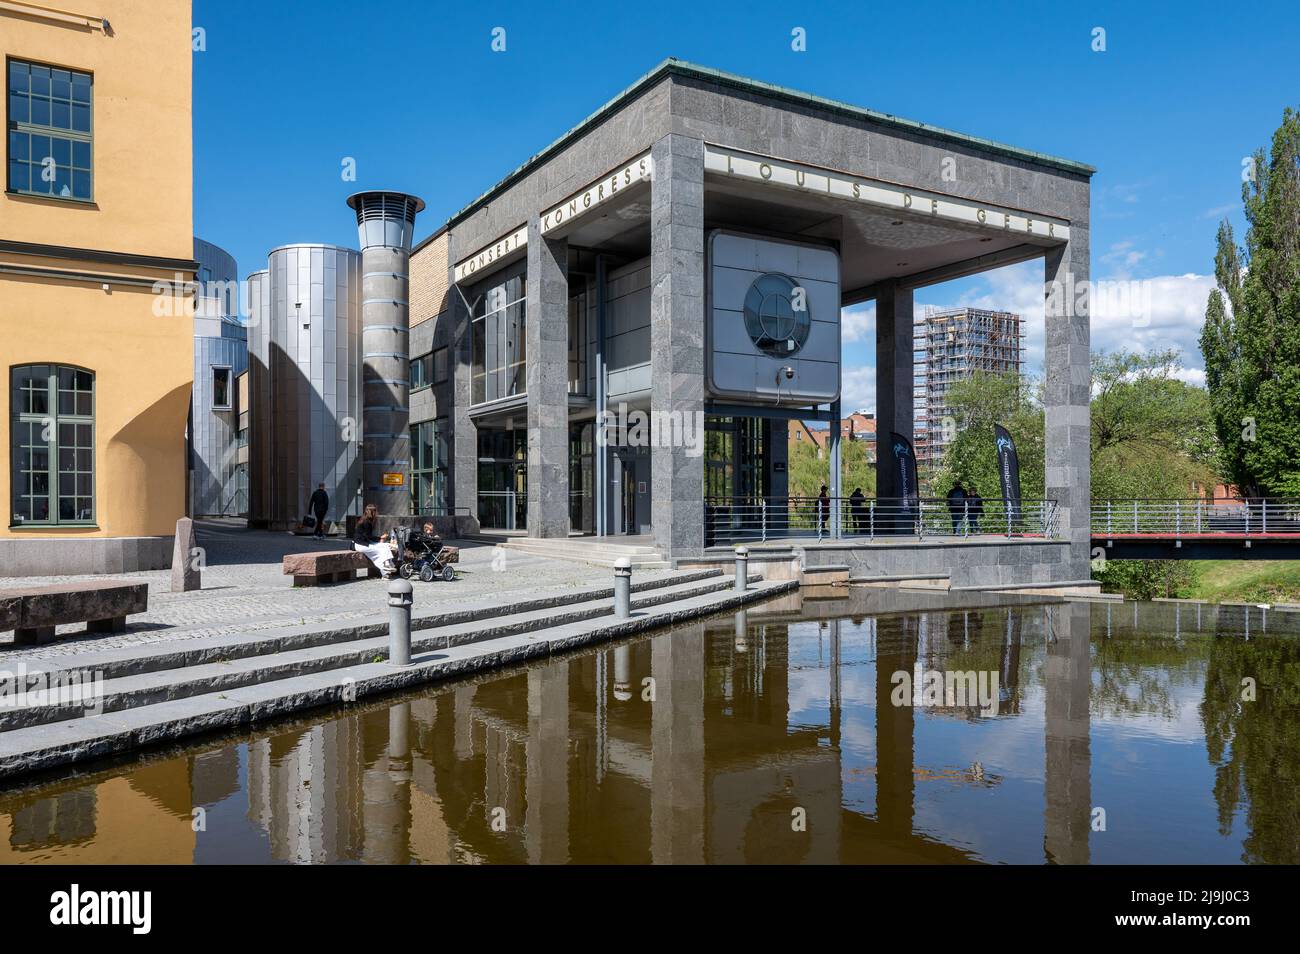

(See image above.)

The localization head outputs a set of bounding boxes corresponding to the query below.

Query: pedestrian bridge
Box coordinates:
[704,495,1300,560]
[1091,498,1300,560]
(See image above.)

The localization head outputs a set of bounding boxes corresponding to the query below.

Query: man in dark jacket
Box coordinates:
[966,485,984,534]
[307,483,330,539]
[848,487,866,534]
[947,480,967,534]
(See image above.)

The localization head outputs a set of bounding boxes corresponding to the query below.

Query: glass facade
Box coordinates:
[10,365,94,525]
[7,60,93,201]
[409,418,448,515]
[471,274,526,405]
[568,284,589,395]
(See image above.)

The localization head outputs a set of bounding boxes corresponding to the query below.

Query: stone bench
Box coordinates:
[0,580,149,646]
[283,550,382,587]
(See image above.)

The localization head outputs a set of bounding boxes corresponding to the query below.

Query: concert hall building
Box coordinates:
[402,59,1094,585]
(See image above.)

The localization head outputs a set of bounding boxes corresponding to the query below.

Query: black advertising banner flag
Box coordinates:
[994,423,1022,525]
[889,431,919,508]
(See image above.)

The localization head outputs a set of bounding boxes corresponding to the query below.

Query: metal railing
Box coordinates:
[1090,498,1300,537]
[705,496,1059,546]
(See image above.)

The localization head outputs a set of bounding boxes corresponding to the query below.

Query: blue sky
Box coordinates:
[193,0,1300,411]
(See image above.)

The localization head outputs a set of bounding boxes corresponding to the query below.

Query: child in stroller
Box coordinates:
[396,521,459,582]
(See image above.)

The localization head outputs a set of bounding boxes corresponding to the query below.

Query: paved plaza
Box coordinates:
[0,520,677,662]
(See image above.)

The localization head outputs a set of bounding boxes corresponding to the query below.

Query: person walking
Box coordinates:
[849,487,866,534]
[818,485,830,535]
[307,482,330,540]
[353,503,398,578]
[967,485,984,534]
[947,480,967,534]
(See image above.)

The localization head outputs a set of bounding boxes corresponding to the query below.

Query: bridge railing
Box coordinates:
[705,496,1058,546]
[1090,498,1300,537]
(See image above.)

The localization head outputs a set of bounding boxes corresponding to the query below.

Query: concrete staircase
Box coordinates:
[0,568,794,779]
[487,536,670,569]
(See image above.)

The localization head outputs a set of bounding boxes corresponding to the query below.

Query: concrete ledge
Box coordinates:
[1,536,172,578]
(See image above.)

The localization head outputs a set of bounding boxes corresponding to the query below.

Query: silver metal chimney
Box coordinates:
[346,190,424,518]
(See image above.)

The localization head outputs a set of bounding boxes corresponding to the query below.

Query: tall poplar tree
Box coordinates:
[1200,107,1300,497]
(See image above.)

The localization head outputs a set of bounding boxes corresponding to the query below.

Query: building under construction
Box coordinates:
[913,307,1024,469]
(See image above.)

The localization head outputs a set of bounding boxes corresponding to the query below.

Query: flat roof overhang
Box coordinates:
[437,58,1094,242]
[508,147,1067,302]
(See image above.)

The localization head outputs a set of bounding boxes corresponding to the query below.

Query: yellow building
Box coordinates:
[1,0,194,575]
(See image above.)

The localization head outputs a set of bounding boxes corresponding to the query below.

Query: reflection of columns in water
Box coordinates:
[874,614,916,836]
[359,702,413,865]
[651,626,706,864]
[734,609,748,654]
[998,608,1023,711]
[526,662,570,864]
[245,719,365,863]
[613,644,632,702]
[1043,602,1092,864]
[829,618,842,748]
[453,685,475,759]
[595,650,608,785]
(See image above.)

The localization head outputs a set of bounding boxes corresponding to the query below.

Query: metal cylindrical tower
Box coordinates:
[346,191,424,517]
[247,245,363,529]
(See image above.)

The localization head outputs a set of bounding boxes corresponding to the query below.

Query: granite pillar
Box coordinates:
[525,222,570,538]
[649,133,706,558]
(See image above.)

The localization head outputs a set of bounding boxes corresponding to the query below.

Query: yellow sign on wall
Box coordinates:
[382,472,405,487]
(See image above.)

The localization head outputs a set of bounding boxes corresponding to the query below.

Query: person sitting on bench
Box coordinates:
[353,503,398,579]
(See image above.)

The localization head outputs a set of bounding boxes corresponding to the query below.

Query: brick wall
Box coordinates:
[410,230,449,326]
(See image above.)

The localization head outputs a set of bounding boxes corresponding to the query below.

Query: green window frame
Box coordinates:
[10,364,95,526]
[410,352,431,391]
[409,418,448,516]
[7,58,94,201]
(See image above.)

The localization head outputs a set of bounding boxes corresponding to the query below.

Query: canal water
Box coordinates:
[1,589,1296,864]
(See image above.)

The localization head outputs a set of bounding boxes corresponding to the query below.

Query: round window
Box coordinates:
[742,273,811,357]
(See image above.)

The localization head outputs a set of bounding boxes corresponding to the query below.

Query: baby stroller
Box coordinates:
[395,526,459,583]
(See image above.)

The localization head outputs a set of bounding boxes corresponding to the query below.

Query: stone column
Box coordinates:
[1044,602,1091,863]
[649,133,706,558]
[448,271,478,527]
[874,280,914,500]
[526,221,570,538]
[1044,231,1091,577]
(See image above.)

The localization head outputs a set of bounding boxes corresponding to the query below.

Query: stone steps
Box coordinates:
[0,571,756,733]
[0,576,795,779]
[4,567,724,685]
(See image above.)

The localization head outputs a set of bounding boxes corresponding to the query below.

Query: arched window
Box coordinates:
[10,365,94,526]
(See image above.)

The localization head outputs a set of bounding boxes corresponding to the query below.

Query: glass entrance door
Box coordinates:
[477,425,526,530]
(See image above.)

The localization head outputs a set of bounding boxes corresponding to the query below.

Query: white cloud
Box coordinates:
[836,254,1218,409]
[843,301,874,343]
[841,364,876,415]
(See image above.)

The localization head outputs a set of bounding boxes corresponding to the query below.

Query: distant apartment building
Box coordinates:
[913,307,1023,469]
[788,411,876,463]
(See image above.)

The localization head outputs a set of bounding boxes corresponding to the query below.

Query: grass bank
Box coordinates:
[1183,560,1300,604]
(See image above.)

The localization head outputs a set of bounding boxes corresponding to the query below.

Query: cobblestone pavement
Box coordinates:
[0,520,676,662]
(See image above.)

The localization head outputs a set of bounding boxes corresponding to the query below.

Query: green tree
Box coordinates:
[787,435,875,499]
[930,370,1044,501]
[927,355,1217,598]
[1200,107,1300,497]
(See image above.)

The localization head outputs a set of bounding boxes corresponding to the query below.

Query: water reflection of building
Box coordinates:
[0,757,198,863]
[246,720,366,864]
[0,600,1105,865]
